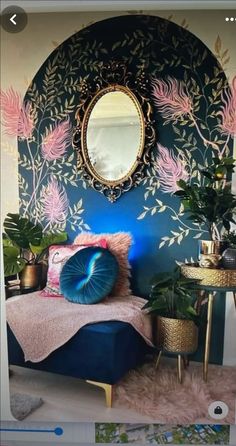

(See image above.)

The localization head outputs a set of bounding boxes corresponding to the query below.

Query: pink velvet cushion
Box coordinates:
[41,239,107,297]
[73,232,132,297]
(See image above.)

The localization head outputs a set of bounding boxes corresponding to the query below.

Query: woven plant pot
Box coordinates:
[156,316,198,354]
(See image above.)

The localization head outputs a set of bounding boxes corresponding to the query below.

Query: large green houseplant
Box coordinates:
[174,157,236,241]
[3,213,67,288]
[143,268,199,357]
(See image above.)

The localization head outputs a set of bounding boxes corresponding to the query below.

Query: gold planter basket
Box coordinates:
[181,264,236,287]
[157,316,198,354]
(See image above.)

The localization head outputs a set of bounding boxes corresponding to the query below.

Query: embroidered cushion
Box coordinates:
[60,247,119,304]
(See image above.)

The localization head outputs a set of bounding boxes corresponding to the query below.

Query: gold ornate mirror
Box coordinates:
[82,86,145,186]
[73,62,156,202]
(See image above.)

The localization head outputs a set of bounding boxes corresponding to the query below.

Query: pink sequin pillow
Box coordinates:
[73,232,132,297]
[41,239,107,297]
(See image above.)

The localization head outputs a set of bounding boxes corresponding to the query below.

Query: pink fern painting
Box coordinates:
[42,177,69,230]
[151,77,192,120]
[156,143,189,194]
[151,77,218,149]
[219,75,236,137]
[41,119,72,161]
[0,87,35,139]
[0,85,88,233]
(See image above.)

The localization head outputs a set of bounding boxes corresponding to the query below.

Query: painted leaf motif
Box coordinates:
[215,35,222,53]
[137,211,147,220]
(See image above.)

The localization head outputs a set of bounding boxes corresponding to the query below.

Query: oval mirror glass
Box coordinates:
[83,87,144,184]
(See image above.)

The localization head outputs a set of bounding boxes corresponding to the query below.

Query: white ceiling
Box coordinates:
[1,0,236,12]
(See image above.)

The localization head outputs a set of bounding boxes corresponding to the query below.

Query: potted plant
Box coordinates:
[143,268,199,356]
[174,156,236,266]
[222,230,236,269]
[3,213,67,289]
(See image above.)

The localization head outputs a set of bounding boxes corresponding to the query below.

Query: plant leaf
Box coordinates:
[30,231,67,256]
[3,246,26,276]
[4,213,42,249]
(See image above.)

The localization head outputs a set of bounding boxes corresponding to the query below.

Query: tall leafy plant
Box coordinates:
[174,157,236,240]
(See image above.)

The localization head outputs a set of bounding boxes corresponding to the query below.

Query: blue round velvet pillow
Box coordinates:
[60,247,119,304]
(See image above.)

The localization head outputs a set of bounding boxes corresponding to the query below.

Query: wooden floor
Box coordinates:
[9,365,156,422]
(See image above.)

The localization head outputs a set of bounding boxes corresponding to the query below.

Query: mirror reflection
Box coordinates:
[85,90,143,183]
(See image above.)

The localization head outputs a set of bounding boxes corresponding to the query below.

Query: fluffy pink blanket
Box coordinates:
[6,292,153,363]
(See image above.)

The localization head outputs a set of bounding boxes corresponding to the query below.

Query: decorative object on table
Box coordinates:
[198,254,222,268]
[181,263,236,381]
[10,393,43,420]
[174,156,236,267]
[143,267,199,383]
[41,239,107,297]
[3,213,67,289]
[115,361,236,424]
[60,247,119,304]
[222,230,236,269]
[198,240,228,268]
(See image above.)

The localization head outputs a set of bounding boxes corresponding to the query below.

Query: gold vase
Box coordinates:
[19,264,42,289]
[156,316,198,354]
[198,240,228,268]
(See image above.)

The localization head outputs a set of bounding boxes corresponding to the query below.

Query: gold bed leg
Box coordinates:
[86,380,113,408]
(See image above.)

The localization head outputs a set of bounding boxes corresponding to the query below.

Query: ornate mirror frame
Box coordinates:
[73,61,156,202]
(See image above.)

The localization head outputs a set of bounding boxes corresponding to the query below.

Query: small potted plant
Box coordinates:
[143,267,199,356]
[3,213,67,289]
[222,230,236,269]
[174,156,236,267]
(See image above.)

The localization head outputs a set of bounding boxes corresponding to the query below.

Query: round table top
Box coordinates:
[180,264,236,290]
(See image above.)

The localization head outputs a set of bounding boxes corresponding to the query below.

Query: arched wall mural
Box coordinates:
[3,15,235,363]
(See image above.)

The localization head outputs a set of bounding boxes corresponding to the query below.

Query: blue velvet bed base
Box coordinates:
[7,321,151,384]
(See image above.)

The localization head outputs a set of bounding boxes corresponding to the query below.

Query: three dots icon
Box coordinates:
[225,17,236,22]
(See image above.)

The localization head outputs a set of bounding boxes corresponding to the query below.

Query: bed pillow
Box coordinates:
[41,239,107,297]
[60,247,119,304]
[73,232,132,297]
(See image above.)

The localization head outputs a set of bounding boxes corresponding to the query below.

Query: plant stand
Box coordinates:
[154,316,198,384]
[155,350,190,384]
[181,265,236,381]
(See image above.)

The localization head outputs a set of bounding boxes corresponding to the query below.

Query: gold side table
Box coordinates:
[181,265,236,381]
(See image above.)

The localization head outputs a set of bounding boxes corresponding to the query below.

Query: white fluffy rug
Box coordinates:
[115,361,236,424]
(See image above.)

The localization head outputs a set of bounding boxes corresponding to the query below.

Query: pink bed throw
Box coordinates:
[6,292,153,363]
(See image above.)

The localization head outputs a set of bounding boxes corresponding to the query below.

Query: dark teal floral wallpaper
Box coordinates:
[6,15,234,363]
